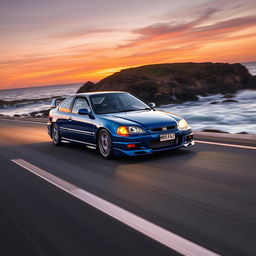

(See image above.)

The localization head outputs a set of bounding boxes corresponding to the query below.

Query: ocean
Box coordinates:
[0,62,256,134]
[0,83,82,117]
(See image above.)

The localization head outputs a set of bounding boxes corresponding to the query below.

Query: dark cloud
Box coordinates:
[133,8,218,36]
[118,7,256,49]
[118,8,218,48]
[194,15,256,33]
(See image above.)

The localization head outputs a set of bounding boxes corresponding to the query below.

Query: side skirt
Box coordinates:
[61,137,97,149]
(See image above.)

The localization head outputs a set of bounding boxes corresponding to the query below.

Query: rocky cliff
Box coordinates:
[77,62,256,105]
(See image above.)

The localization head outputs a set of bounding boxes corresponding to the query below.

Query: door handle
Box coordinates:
[68,116,72,121]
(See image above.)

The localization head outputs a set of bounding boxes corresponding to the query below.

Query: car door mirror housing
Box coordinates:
[78,108,89,115]
[148,102,156,108]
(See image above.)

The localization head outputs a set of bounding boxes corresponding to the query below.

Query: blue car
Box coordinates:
[47,91,194,159]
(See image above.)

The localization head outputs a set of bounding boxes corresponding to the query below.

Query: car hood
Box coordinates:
[103,110,181,129]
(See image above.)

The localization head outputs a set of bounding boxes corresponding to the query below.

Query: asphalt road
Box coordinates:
[0,118,255,256]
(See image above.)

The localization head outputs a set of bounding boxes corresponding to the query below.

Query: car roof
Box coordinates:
[74,91,128,97]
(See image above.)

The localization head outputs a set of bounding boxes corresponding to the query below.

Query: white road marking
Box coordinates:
[11,158,220,256]
[195,140,256,150]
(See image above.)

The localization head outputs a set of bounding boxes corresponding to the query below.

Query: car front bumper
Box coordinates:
[112,129,194,156]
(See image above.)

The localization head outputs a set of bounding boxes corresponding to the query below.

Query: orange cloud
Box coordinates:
[0,1,256,89]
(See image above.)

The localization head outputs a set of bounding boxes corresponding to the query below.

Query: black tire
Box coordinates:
[52,123,62,146]
[97,129,113,159]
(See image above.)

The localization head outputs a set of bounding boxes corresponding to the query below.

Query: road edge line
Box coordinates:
[11,158,220,256]
[195,140,256,150]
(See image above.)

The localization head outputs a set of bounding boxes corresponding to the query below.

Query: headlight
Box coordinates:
[117,126,145,136]
[178,119,189,130]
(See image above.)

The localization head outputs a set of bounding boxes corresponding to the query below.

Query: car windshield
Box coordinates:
[90,93,150,114]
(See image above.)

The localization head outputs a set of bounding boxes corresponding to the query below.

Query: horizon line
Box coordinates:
[1,60,255,91]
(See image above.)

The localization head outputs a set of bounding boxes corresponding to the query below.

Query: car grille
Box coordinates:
[150,125,176,132]
[150,136,182,149]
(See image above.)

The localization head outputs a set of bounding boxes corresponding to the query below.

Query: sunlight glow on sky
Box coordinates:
[0,0,256,89]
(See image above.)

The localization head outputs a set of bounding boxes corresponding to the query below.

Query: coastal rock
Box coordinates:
[77,63,256,105]
[30,109,50,117]
[222,99,239,103]
[222,94,235,98]
[77,81,95,93]
[0,96,63,109]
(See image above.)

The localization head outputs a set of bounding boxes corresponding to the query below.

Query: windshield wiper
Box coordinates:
[119,108,152,112]
[118,109,136,113]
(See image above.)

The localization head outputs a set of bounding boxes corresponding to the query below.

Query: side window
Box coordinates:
[72,97,90,114]
[58,97,74,113]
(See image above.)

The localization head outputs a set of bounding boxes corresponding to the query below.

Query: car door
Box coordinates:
[69,97,96,144]
[57,96,75,139]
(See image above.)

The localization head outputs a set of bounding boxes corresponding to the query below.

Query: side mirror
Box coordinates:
[148,102,156,108]
[78,108,89,115]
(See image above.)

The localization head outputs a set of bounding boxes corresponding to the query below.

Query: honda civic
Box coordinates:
[47,91,194,159]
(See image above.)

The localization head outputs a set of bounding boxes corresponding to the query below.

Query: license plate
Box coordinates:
[160,133,175,141]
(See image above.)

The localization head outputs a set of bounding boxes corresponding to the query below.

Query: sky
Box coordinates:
[0,0,256,89]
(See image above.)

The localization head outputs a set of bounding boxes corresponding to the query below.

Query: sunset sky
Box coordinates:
[1,0,256,89]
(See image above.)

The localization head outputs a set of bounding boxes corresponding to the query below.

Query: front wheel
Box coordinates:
[97,129,113,159]
[52,123,62,146]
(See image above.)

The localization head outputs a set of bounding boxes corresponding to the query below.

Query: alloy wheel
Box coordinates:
[98,130,112,158]
[52,124,61,145]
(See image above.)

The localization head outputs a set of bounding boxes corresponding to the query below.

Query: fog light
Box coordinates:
[186,135,193,141]
[127,144,137,149]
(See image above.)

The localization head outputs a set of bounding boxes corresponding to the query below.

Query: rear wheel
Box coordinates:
[97,129,113,159]
[52,123,62,146]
